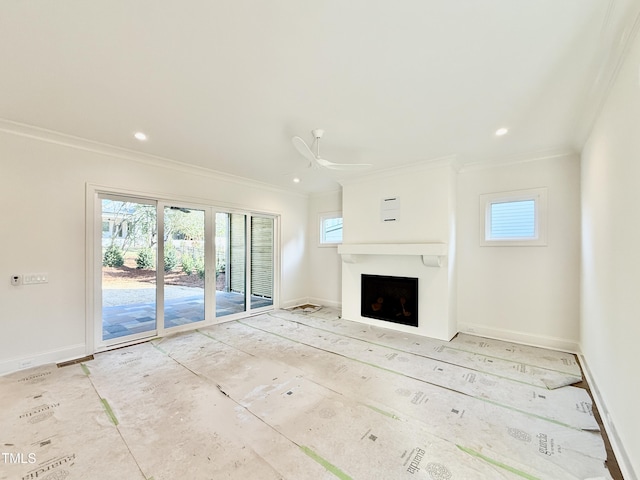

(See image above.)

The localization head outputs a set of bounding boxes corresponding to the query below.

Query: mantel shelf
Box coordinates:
[337,243,447,267]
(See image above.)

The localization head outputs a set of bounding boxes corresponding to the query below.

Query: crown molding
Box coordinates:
[458,147,578,173]
[339,154,459,187]
[0,118,308,199]
[309,188,343,200]
[574,0,640,146]
[2,117,578,188]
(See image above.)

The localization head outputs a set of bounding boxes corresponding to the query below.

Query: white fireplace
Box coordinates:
[339,161,458,341]
[338,243,455,340]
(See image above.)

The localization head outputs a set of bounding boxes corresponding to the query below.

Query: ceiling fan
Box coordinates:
[291,129,372,171]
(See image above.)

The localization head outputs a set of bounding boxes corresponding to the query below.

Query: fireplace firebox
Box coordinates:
[361,274,418,327]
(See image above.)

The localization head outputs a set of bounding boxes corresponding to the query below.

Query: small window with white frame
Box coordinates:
[480,188,547,246]
[319,212,343,246]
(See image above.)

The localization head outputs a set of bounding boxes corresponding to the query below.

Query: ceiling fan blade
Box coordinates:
[291,136,316,163]
[315,157,372,170]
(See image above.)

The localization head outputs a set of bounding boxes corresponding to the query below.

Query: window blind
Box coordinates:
[489,200,536,239]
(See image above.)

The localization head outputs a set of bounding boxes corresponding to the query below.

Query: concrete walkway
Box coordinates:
[101,287,272,341]
[102,285,204,307]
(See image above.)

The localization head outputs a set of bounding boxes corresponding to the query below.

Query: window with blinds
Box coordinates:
[489,200,536,239]
[320,212,343,245]
[480,188,547,246]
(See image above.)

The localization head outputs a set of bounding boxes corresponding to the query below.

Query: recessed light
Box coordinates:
[495,128,509,136]
[293,177,301,183]
[134,132,147,141]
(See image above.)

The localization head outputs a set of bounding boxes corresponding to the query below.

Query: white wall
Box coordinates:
[0,127,309,374]
[307,190,342,308]
[342,164,453,245]
[580,26,640,479]
[456,155,581,352]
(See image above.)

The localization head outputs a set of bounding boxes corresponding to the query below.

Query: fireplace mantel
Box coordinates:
[337,243,447,267]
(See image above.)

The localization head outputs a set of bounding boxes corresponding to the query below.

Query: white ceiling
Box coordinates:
[0,0,636,193]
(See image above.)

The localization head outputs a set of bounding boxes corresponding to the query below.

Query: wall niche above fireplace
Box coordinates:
[361,274,418,327]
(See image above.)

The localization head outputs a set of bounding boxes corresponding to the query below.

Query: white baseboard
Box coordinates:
[579,355,637,480]
[279,297,311,309]
[0,344,86,376]
[279,297,342,310]
[307,297,342,310]
[457,322,580,354]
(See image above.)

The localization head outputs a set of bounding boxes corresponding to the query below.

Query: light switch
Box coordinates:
[23,273,48,285]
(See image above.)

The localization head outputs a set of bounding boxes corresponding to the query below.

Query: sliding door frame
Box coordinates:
[249,213,276,315]
[211,208,279,322]
[158,200,214,333]
[85,184,280,355]
[96,193,162,350]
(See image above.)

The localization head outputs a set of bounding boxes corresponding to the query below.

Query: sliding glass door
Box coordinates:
[163,205,206,328]
[214,212,246,317]
[250,216,274,310]
[96,192,276,349]
[100,196,158,344]
[215,212,274,317]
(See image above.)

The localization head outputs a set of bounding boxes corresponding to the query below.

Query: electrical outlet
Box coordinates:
[23,273,48,285]
[10,274,22,286]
